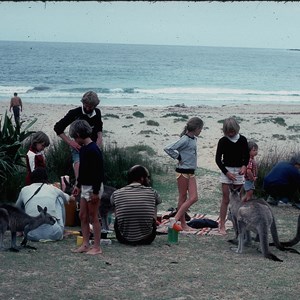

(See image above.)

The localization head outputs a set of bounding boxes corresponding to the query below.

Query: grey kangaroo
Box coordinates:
[0,204,56,252]
[228,186,297,262]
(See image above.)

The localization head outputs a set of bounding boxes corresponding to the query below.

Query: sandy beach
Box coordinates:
[1,101,300,173]
[0,102,300,171]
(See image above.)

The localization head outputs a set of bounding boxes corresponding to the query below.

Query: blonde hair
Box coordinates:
[222,117,240,135]
[69,119,92,139]
[180,117,204,137]
[81,91,100,106]
[248,140,258,151]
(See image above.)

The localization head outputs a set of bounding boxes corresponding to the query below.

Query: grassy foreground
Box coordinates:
[0,170,299,300]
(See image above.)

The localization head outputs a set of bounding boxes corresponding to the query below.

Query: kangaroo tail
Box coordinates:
[280,214,300,247]
[264,252,283,262]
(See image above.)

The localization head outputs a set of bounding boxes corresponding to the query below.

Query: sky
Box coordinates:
[0,1,300,49]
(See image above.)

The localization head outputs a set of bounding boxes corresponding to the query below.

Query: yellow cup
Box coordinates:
[76,236,83,246]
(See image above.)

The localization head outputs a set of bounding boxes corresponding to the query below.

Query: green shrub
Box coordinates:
[272,134,286,140]
[133,111,145,118]
[103,114,119,119]
[0,112,36,201]
[139,130,158,135]
[45,139,74,183]
[125,145,156,156]
[162,113,189,120]
[258,117,287,126]
[103,144,165,188]
[217,116,245,124]
[146,120,159,126]
[287,125,300,132]
[0,117,166,201]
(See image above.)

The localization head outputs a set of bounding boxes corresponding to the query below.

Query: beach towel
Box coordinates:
[156,211,233,236]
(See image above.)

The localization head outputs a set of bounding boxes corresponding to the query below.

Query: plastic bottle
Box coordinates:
[100,239,112,245]
[168,217,179,244]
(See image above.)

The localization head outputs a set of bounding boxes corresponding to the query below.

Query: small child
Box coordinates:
[242,141,258,202]
[164,117,204,231]
[215,117,249,235]
[69,119,104,255]
[25,131,50,185]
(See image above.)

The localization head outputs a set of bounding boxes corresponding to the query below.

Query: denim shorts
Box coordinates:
[244,180,255,191]
[71,148,80,163]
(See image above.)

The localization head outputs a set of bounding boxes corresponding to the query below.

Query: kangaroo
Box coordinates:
[0,208,9,250]
[0,204,56,252]
[228,186,297,262]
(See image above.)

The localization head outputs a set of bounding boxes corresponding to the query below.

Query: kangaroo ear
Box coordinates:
[43,207,48,213]
[37,205,43,212]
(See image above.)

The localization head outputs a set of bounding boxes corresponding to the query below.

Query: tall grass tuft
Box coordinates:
[103,143,166,188]
[46,140,166,189]
[45,139,74,183]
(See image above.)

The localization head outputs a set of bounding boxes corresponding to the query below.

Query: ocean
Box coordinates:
[0,40,300,107]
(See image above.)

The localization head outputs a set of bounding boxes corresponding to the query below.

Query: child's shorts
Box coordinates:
[81,183,104,201]
[244,180,255,191]
[219,167,244,185]
[176,172,195,180]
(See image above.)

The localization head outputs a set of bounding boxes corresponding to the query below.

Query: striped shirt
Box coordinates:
[111,183,161,242]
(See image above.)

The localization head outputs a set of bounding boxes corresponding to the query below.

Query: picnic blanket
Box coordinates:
[156,211,233,236]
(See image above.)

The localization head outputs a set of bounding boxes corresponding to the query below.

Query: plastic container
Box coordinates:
[168,217,179,244]
[76,235,83,246]
[168,227,179,244]
[65,201,77,226]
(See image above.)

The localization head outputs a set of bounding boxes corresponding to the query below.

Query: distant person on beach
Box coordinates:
[16,168,73,242]
[25,131,50,185]
[164,117,204,232]
[111,165,162,245]
[69,120,104,255]
[215,117,249,235]
[242,140,258,202]
[9,92,23,124]
[264,155,300,209]
[54,91,103,180]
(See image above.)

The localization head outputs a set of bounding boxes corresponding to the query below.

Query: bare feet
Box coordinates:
[86,247,103,255]
[71,244,90,253]
[218,227,227,235]
[181,225,195,232]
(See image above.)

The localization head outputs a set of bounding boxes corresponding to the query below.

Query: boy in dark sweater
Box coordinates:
[69,119,104,255]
